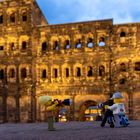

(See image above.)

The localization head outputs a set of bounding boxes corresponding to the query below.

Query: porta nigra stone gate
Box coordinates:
[0,0,140,123]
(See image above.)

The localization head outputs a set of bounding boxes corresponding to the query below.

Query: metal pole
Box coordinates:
[2,84,7,123]
[72,94,75,121]
[2,67,8,123]
[108,46,113,97]
[30,82,36,122]
[108,28,113,97]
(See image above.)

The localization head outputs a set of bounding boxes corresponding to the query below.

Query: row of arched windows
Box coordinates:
[22,62,140,82]
[40,31,127,53]
[0,40,28,53]
[39,65,105,79]
[9,41,27,51]
[0,11,27,25]
[114,61,140,85]
[18,41,27,50]
[0,68,27,81]
[41,37,106,53]
[119,62,140,72]
[0,61,139,83]
[0,65,106,82]
[0,32,127,56]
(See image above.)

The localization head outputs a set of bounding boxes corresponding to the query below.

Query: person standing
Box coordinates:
[46,99,59,131]
[39,96,59,131]
[100,98,114,128]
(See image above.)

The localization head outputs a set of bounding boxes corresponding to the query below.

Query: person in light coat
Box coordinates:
[108,91,126,127]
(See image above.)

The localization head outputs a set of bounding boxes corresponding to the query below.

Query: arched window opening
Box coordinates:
[120,31,126,43]
[119,78,126,84]
[87,38,93,48]
[42,42,47,53]
[42,69,47,79]
[53,41,59,50]
[99,37,105,46]
[65,68,69,77]
[120,63,126,72]
[135,62,140,71]
[120,32,126,37]
[87,66,93,77]
[9,69,15,78]
[22,12,27,22]
[10,42,15,51]
[76,67,81,77]
[0,46,4,51]
[65,40,70,49]
[75,39,82,48]
[22,41,27,50]
[21,68,27,79]
[0,14,3,24]
[99,65,105,76]
[53,68,58,78]
[0,69,4,80]
[10,13,15,23]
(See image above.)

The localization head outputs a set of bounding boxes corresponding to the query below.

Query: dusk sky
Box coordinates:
[36,0,140,25]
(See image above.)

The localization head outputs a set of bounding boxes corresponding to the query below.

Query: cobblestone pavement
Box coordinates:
[0,121,139,140]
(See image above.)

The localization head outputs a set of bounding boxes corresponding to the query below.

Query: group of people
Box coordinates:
[99,91,129,128]
[39,91,129,131]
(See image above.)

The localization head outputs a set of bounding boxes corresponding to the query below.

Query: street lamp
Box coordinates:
[2,83,8,123]
[107,28,114,97]
[30,81,36,122]
[108,46,113,97]
[70,92,76,121]
[128,78,135,120]
[1,69,8,123]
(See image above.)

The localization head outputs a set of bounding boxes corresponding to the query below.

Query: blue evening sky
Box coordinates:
[36,0,140,24]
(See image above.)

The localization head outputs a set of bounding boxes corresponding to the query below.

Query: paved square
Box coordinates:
[0,121,139,140]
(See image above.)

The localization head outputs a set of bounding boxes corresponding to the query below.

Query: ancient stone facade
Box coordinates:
[0,0,140,123]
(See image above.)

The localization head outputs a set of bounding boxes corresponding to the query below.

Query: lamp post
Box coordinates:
[30,81,36,122]
[72,93,76,121]
[107,28,113,97]
[108,46,113,97]
[15,65,20,123]
[70,92,76,121]
[128,76,134,120]
[128,88,133,120]
[2,68,8,123]
[2,83,7,123]
[127,60,134,120]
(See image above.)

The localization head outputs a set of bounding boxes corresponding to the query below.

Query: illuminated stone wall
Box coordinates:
[0,0,140,122]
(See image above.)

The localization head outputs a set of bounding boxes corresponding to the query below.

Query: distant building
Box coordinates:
[0,0,139,123]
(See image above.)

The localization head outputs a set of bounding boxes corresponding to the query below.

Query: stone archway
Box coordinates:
[79,100,97,121]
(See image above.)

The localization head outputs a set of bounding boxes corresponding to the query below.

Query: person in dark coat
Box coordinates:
[99,98,114,128]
